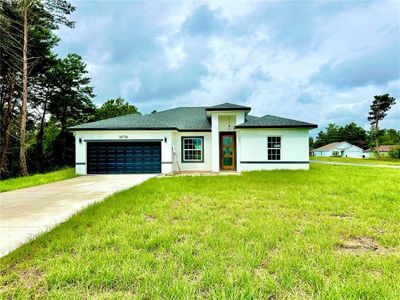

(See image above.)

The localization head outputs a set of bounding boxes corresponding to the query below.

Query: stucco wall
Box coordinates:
[312,151,333,157]
[171,132,212,172]
[74,126,312,174]
[343,145,365,158]
[237,128,310,171]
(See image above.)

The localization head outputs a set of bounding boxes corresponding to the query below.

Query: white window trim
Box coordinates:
[267,136,282,161]
[181,136,204,163]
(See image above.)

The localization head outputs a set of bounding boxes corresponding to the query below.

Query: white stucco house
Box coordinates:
[69,103,317,174]
[312,141,366,158]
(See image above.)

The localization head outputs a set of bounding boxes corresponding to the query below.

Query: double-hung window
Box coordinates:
[267,136,281,160]
[182,137,204,162]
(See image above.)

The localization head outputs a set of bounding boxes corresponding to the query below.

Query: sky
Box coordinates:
[55,0,400,135]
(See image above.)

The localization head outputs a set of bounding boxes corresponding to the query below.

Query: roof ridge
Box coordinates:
[147,106,207,115]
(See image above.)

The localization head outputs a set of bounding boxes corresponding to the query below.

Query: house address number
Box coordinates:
[119,135,128,139]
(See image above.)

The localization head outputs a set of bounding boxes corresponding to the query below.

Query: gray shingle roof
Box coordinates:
[69,107,212,131]
[69,104,317,131]
[312,142,343,152]
[148,107,211,131]
[205,102,251,111]
[68,113,176,130]
[236,114,317,129]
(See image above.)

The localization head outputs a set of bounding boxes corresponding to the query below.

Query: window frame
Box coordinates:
[267,136,282,161]
[181,136,204,163]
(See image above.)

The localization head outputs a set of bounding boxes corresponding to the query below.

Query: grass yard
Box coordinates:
[0,168,78,192]
[1,165,399,299]
[310,156,400,166]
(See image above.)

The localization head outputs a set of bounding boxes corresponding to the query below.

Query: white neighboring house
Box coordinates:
[312,141,366,158]
[68,103,317,174]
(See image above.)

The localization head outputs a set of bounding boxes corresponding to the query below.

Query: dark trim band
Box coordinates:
[240,161,310,164]
[75,162,86,165]
[162,161,173,164]
[236,125,317,129]
[84,139,163,142]
[205,107,251,111]
[178,129,211,132]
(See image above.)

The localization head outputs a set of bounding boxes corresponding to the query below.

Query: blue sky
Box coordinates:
[55,0,400,134]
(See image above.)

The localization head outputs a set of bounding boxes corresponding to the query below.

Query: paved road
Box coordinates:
[0,174,156,257]
[311,160,400,169]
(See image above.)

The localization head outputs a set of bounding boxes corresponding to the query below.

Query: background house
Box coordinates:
[312,142,366,158]
[366,145,393,157]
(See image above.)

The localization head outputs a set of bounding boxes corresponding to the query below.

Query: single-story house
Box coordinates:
[366,145,393,156]
[312,141,366,158]
[69,103,317,174]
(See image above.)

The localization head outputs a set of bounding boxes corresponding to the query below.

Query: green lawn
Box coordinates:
[310,156,400,166]
[0,168,78,192]
[1,165,399,299]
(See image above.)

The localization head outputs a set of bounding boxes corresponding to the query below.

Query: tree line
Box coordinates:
[0,0,138,179]
[311,94,398,152]
[311,123,399,149]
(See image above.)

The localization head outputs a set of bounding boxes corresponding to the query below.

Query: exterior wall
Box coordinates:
[218,115,236,131]
[74,130,173,175]
[238,128,310,171]
[172,132,212,172]
[73,117,313,174]
[342,145,365,158]
[210,110,246,172]
[365,151,388,157]
[211,114,219,172]
[312,151,333,157]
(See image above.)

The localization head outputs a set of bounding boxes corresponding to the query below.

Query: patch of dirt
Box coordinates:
[170,200,181,209]
[337,237,393,255]
[373,227,385,234]
[144,214,156,222]
[331,213,352,220]
[253,248,279,277]
[19,268,43,289]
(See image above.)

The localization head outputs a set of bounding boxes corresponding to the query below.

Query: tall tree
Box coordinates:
[0,0,75,177]
[48,54,95,166]
[92,98,139,121]
[19,0,29,175]
[368,94,396,155]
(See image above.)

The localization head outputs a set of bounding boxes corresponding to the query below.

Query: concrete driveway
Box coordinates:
[0,174,156,257]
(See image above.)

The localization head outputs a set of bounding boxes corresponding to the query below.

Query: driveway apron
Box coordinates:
[0,174,155,257]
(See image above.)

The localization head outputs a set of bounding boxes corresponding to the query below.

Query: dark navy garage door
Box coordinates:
[87,141,161,174]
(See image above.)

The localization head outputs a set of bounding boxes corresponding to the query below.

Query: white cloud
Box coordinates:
[55,0,400,130]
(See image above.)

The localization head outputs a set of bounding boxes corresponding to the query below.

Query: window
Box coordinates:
[182,137,204,162]
[267,136,281,160]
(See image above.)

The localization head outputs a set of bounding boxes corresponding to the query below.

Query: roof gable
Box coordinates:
[312,142,342,152]
[312,141,362,152]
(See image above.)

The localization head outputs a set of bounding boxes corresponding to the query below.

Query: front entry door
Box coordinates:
[220,133,236,170]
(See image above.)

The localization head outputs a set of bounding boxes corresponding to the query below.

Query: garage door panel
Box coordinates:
[87,142,161,174]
